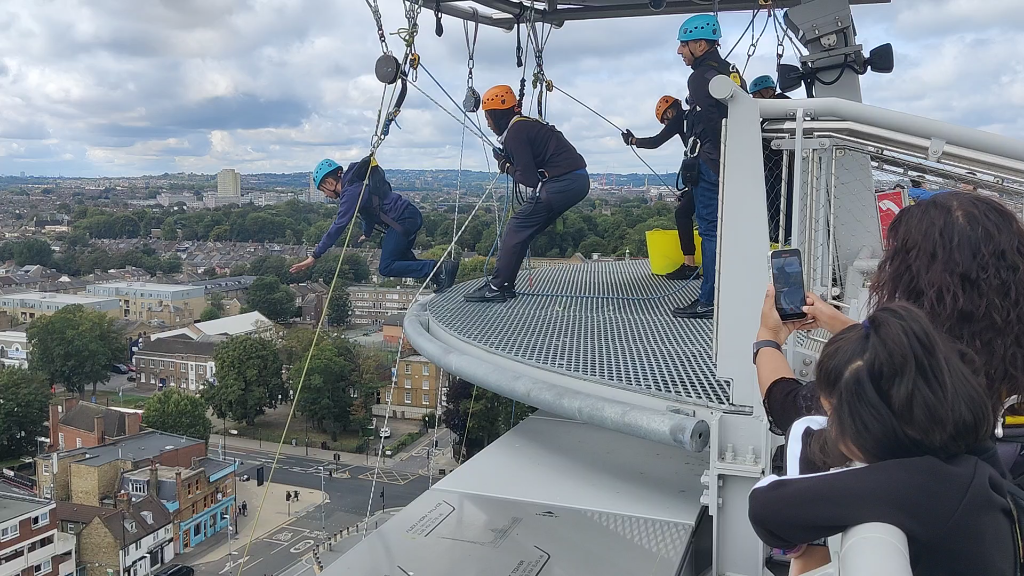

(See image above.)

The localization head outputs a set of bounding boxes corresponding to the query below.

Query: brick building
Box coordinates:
[0,493,76,576]
[55,495,173,576]
[34,432,205,504]
[119,459,236,554]
[133,337,219,392]
[84,283,205,326]
[48,399,143,452]
[374,354,444,420]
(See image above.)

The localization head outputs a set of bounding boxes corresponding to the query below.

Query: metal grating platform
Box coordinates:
[427,260,732,407]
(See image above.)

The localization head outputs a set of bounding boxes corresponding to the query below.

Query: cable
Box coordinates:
[362,172,503,538]
[414,63,497,149]
[724,8,761,60]
[549,84,675,190]
[458,384,479,463]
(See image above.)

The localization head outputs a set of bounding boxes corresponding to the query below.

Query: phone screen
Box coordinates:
[771,249,807,321]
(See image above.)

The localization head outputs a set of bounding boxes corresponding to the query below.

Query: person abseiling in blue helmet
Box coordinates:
[463,84,590,303]
[749,75,794,245]
[673,13,746,320]
[290,158,459,292]
[621,96,700,281]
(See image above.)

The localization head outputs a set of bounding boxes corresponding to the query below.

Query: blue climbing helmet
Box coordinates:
[678,14,722,43]
[313,158,341,189]
[749,75,777,94]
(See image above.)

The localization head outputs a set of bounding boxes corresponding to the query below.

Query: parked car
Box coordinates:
[379,427,391,438]
[111,364,129,374]
[152,566,194,576]
[125,363,136,372]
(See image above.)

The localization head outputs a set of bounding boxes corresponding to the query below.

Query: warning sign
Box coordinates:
[875,188,908,246]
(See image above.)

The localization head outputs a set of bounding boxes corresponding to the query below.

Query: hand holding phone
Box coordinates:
[770,248,808,321]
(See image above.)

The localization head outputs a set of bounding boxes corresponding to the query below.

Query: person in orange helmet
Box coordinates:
[621,95,699,280]
[463,85,589,303]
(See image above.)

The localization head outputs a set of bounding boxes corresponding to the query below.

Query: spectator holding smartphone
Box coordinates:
[750,293,1017,575]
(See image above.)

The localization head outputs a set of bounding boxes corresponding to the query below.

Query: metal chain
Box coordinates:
[464,8,478,89]
[365,0,390,55]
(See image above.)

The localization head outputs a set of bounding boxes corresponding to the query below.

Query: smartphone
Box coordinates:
[769,248,808,321]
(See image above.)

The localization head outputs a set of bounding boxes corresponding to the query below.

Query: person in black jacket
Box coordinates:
[672,14,746,320]
[621,96,700,280]
[752,298,1016,575]
[464,85,590,303]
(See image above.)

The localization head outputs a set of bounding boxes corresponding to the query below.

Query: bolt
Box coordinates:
[700,489,710,506]
[700,471,710,487]
[799,369,809,377]
[802,358,813,366]
[745,446,757,466]
[724,444,735,463]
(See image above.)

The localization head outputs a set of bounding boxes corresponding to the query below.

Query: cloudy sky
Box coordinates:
[0,0,1020,177]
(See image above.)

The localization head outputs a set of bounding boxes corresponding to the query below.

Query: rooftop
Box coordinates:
[59,402,135,437]
[136,337,219,357]
[58,430,203,467]
[0,291,117,305]
[150,311,271,341]
[0,492,51,525]
[86,281,200,292]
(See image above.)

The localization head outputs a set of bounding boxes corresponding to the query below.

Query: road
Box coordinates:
[187,443,430,576]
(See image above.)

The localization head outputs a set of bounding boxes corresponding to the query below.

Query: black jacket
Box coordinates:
[502,116,587,188]
[634,110,688,150]
[687,48,745,173]
[750,435,1016,576]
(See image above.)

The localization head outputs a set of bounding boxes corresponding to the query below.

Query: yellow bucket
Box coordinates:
[645,228,702,275]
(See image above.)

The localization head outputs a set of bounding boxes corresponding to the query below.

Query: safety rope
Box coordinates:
[742,11,774,77]
[413,63,497,148]
[724,7,761,60]
[362,172,502,539]
[773,10,807,57]
[235,78,400,576]
[458,384,479,463]
[549,84,675,191]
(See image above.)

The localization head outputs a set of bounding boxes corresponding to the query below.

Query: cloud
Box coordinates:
[0,0,1020,177]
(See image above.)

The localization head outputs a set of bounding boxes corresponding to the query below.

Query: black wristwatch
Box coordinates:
[752,339,783,365]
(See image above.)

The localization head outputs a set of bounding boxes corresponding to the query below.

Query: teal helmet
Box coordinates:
[678,14,722,42]
[749,75,777,94]
[313,159,341,189]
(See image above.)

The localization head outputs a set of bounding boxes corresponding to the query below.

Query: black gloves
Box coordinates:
[621,130,636,146]
[493,146,513,174]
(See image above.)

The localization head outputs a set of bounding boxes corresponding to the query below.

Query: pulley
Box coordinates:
[463,87,481,113]
[375,54,401,85]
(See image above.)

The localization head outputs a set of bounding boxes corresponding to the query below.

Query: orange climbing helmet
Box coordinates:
[655,95,681,123]
[482,85,518,111]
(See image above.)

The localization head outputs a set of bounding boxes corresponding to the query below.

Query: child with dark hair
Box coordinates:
[750,294,1017,575]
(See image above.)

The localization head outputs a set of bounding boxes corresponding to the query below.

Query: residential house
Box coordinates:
[374,353,444,420]
[119,459,237,554]
[0,293,121,323]
[133,337,219,392]
[34,432,205,505]
[290,282,327,326]
[55,495,173,576]
[148,311,273,342]
[0,331,29,368]
[346,286,419,326]
[0,493,76,576]
[48,400,143,453]
[84,283,205,326]
[187,276,255,308]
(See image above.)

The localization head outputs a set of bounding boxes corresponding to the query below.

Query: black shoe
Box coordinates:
[665,264,702,280]
[505,286,517,299]
[431,260,460,293]
[672,298,714,319]
[464,283,508,303]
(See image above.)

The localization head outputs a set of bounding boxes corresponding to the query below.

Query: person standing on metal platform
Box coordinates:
[672,14,746,320]
[464,85,590,303]
[749,75,794,245]
[291,158,459,293]
[621,96,701,280]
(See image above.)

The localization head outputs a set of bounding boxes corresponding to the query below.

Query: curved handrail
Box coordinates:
[801,523,912,576]
[403,297,712,452]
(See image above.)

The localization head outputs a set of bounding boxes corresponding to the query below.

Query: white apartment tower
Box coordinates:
[217,169,241,196]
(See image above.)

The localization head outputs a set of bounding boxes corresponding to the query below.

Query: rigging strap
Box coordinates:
[434,0,443,37]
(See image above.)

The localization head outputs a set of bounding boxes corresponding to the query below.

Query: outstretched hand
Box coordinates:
[289,256,316,274]
[621,129,636,146]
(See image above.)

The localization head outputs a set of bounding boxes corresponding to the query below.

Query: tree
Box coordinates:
[247,277,296,322]
[143,388,212,443]
[349,347,390,431]
[27,305,124,398]
[200,306,222,322]
[13,238,54,267]
[442,378,533,460]
[209,292,226,312]
[202,335,286,426]
[0,369,51,459]
[326,291,351,327]
[289,337,356,437]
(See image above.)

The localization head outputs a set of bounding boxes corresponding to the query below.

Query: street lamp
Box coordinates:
[316,466,327,541]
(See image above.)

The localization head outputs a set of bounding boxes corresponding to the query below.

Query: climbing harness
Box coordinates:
[462,10,481,112]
